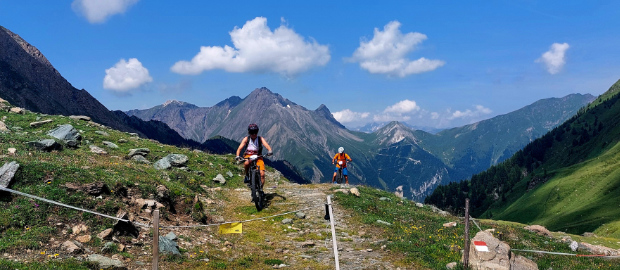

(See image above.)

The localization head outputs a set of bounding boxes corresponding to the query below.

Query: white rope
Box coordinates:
[470,216,483,232]
[512,249,620,258]
[0,186,149,227]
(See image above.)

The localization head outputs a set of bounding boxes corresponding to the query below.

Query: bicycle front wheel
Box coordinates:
[253,171,264,211]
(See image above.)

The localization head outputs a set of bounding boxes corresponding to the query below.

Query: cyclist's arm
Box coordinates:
[236,137,248,157]
[346,154,352,162]
[261,137,273,153]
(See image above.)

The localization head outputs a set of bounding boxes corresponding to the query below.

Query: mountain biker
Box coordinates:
[332,147,352,184]
[235,123,273,188]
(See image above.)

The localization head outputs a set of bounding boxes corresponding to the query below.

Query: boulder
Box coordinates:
[83,182,109,195]
[159,236,180,255]
[9,107,24,114]
[69,115,91,121]
[128,148,150,157]
[0,121,8,132]
[47,124,81,143]
[102,141,119,149]
[213,174,226,184]
[76,235,91,243]
[578,242,620,256]
[90,145,107,154]
[131,155,150,164]
[62,240,82,254]
[167,154,188,167]
[463,231,537,270]
[8,148,16,155]
[95,130,110,136]
[0,161,20,189]
[87,254,126,269]
[27,139,62,151]
[443,221,457,228]
[524,225,552,238]
[29,119,52,127]
[97,228,114,240]
[350,187,360,197]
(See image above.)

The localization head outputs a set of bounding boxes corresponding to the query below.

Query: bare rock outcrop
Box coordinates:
[464,230,538,270]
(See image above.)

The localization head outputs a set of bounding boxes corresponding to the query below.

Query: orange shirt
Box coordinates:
[333,153,351,168]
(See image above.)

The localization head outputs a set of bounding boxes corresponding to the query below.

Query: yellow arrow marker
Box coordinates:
[219,222,242,234]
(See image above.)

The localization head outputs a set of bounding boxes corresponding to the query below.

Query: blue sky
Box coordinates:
[2,1,620,129]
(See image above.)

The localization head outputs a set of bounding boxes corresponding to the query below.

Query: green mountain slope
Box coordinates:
[427,79,620,236]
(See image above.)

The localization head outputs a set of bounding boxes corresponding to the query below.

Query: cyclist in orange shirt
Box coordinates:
[332,147,352,184]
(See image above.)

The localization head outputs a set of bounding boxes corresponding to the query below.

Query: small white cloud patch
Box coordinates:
[171,17,330,77]
[348,21,444,77]
[103,58,153,92]
[72,0,139,24]
[448,105,492,120]
[536,43,569,74]
[332,109,370,123]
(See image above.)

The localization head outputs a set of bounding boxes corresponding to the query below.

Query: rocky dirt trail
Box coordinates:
[226,177,404,270]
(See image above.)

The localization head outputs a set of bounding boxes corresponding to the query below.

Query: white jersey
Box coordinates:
[247,137,259,152]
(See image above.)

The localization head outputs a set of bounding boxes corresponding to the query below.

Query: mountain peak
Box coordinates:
[0,25,58,75]
[375,121,416,145]
[163,100,191,107]
[315,104,345,129]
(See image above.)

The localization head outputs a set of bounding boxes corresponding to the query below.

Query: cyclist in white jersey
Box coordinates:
[235,124,273,188]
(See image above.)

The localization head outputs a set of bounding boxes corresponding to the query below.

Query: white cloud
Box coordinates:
[348,21,444,77]
[384,99,420,114]
[171,17,330,77]
[536,43,569,74]
[103,58,153,92]
[72,0,139,24]
[332,109,370,123]
[448,105,492,120]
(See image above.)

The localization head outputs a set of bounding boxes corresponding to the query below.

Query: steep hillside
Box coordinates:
[427,79,620,236]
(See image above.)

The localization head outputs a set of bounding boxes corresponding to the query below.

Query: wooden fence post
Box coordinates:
[327,195,340,270]
[464,199,470,268]
[152,209,160,270]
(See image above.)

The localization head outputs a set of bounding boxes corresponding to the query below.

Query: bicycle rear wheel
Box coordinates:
[336,168,343,184]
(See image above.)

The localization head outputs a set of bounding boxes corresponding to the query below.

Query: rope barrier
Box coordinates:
[0,186,319,229]
[512,249,620,258]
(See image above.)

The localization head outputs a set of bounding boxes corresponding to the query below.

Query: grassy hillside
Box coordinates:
[427,79,620,237]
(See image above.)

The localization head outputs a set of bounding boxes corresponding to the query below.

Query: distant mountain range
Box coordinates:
[426,79,620,237]
[128,88,594,200]
[352,122,444,134]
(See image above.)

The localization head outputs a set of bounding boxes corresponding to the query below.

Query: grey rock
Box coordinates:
[213,174,226,184]
[226,171,233,178]
[154,158,171,170]
[128,148,150,157]
[27,139,62,151]
[295,212,306,219]
[29,119,52,127]
[118,139,127,143]
[87,254,126,269]
[379,197,390,201]
[0,161,20,188]
[415,203,424,208]
[131,155,150,164]
[569,240,578,251]
[90,145,107,154]
[167,154,188,167]
[465,231,538,270]
[282,218,293,224]
[102,141,119,149]
[159,236,181,255]
[446,262,457,269]
[62,240,82,254]
[0,121,8,132]
[69,115,91,121]
[165,232,178,241]
[376,220,392,226]
[95,130,110,136]
[47,124,81,142]
[128,133,139,137]
[101,242,115,253]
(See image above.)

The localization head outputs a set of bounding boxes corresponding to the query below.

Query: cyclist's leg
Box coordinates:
[332,167,338,183]
[257,158,266,188]
[343,168,349,184]
[243,157,250,182]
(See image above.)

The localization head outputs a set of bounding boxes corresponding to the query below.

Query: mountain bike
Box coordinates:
[244,155,266,211]
[334,161,350,184]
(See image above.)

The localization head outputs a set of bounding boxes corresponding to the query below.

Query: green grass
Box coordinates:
[336,186,620,269]
[493,140,620,235]
[0,258,96,270]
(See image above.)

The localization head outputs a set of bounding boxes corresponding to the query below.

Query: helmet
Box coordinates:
[248,123,259,134]
[338,147,344,154]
